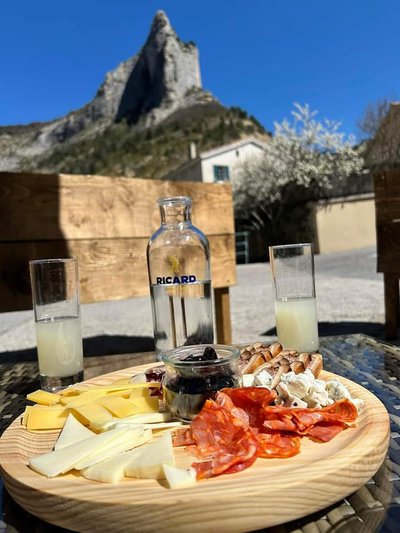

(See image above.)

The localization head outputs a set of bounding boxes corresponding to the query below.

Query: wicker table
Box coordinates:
[0,334,399,532]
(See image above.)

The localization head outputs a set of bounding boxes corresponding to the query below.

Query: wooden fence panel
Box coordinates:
[0,172,237,338]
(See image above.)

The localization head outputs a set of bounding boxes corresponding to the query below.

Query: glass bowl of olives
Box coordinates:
[161,344,241,422]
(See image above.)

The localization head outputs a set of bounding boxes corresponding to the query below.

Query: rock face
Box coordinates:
[0,10,210,170]
[116,11,202,125]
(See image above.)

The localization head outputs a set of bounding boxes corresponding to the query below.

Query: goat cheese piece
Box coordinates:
[280,369,315,399]
[242,374,255,387]
[254,370,273,388]
[326,379,352,401]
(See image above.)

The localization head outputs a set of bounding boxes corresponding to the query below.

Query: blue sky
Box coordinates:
[1,0,399,137]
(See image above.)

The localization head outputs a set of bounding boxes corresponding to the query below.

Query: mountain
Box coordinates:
[0,11,269,178]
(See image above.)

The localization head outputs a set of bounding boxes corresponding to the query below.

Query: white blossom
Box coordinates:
[234,103,365,232]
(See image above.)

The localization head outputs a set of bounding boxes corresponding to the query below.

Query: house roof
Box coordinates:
[199,137,268,160]
[162,136,268,179]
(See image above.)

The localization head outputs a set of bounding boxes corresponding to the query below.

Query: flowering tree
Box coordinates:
[233,104,365,241]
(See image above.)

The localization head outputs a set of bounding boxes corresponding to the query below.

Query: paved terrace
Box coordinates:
[0,246,394,361]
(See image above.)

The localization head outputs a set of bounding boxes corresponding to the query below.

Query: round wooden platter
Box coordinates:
[0,364,390,533]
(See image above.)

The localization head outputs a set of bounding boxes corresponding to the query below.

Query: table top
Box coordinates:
[0,334,399,533]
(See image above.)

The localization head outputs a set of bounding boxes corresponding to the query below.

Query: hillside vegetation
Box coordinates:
[24,104,269,178]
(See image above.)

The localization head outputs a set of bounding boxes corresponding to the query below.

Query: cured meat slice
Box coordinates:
[263,399,358,435]
[307,423,346,442]
[221,387,277,427]
[257,433,301,458]
[190,397,259,479]
[173,428,196,447]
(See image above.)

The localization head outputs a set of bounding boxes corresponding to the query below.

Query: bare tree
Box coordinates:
[357,97,393,139]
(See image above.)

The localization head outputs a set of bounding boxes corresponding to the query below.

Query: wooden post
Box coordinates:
[384,273,399,339]
[214,287,232,344]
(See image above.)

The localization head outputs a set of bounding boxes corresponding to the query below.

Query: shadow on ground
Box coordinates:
[0,335,155,363]
[263,321,386,339]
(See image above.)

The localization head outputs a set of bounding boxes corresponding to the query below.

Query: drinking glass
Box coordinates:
[269,243,319,352]
[29,258,84,391]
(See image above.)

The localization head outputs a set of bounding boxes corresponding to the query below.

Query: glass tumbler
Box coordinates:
[269,243,319,352]
[29,258,84,391]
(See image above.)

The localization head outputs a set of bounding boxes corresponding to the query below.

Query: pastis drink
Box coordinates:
[274,297,319,352]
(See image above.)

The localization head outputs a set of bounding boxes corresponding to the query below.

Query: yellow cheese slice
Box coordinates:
[74,382,160,393]
[54,414,95,450]
[96,396,137,418]
[125,431,175,480]
[74,428,152,470]
[129,387,151,399]
[26,390,60,406]
[129,396,159,414]
[26,405,69,431]
[29,427,132,478]
[59,390,106,408]
[72,402,113,430]
[21,406,32,426]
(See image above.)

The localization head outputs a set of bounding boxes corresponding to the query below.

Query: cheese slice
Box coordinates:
[96,396,137,418]
[59,390,106,408]
[72,402,113,430]
[29,427,131,478]
[129,387,151,399]
[22,406,32,426]
[163,464,197,489]
[82,447,143,483]
[99,411,171,431]
[74,428,152,470]
[129,396,159,414]
[26,390,60,406]
[54,414,95,450]
[74,382,160,393]
[113,421,182,431]
[125,431,175,480]
[26,405,69,430]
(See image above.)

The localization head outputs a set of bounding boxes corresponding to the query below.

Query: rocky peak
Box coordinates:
[0,11,212,170]
[115,10,202,125]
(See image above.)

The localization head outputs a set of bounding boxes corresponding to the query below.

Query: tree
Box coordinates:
[233,103,365,242]
[357,97,392,139]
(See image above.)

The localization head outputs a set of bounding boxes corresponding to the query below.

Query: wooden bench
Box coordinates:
[374,167,400,339]
[0,172,236,344]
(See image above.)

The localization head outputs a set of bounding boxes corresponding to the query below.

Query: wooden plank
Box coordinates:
[214,287,232,344]
[0,235,236,312]
[0,173,234,241]
[374,169,400,200]
[383,273,399,339]
[375,199,400,224]
[0,367,390,533]
[376,223,400,272]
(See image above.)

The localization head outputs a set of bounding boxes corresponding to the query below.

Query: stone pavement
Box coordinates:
[0,246,394,361]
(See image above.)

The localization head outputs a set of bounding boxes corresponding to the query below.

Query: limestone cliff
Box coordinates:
[0,11,212,170]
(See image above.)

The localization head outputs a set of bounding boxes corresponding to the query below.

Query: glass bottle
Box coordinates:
[147,196,214,357]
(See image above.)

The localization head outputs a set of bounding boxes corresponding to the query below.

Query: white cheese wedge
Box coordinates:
[54,414,95,450]
[113,421,183,431]
[74,427,152,470]
[29,427,131,478]
[100,411,171,431]
[81,447,144,483]
[163,464,197,489]
[125,431,175,480]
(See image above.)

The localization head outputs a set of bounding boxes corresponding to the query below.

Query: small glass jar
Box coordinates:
[162,344,241,422]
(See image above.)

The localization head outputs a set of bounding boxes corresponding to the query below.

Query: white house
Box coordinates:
[163,137,268,183]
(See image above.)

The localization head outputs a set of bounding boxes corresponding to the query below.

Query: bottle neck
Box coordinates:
[159,199,192,226]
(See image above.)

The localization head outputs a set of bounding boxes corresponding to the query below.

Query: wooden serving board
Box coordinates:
[0,365,390,533]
